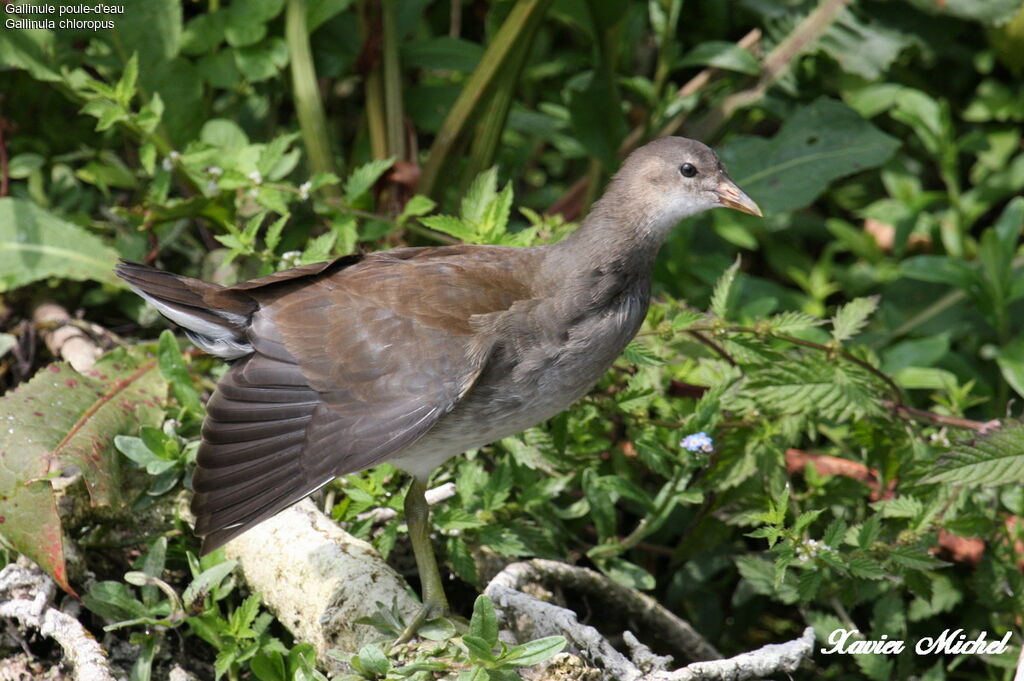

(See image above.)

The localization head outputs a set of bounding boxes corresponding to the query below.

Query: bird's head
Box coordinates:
[602,136,762,238]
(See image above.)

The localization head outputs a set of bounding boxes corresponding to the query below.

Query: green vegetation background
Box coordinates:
[2,0,1024,679]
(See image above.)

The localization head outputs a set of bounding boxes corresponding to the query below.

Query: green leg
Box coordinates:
[395,478,449,644]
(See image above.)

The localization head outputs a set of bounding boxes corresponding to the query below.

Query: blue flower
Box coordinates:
[681,431,714,452]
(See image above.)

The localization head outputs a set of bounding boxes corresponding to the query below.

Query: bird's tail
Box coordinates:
[115,261,256,359]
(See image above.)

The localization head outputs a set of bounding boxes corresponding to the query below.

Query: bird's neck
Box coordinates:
[541,192,672,304]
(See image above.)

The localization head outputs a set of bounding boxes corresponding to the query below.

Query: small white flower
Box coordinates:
[206,180,219,194]
[299,180,312,200]
[207,166,223,177]
[248,187,259,198]
[248,170,262,185]
[680,432,714,453]
[280,250,302,268]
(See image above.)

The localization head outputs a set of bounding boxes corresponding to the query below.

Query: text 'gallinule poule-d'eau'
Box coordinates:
[116,136,761,636]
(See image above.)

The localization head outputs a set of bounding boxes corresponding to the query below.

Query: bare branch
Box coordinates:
[0,562,115,681]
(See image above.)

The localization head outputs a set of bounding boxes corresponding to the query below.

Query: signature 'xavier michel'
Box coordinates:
[117,136,761,628]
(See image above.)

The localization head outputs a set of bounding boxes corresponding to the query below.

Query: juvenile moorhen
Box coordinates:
[116,136,761,631]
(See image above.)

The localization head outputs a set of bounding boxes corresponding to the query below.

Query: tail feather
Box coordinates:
[115,261,257,359]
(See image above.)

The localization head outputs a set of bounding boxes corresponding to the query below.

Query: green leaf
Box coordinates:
[0,348,166,594]
[83,581,150,621]
[906,0,1022,25]
[763,311,824,335]
[593,556,655,590]
[0,28,61,82]
[710,257,741,319]
[420,215,475,242]
[462,635,497,663]
[235,38,290,82]
[0,198,120,291]
[678,41,759,75]
[300,231,337,264]
[857,515,881,549]
[265,216,288,253]
[401,37,484,73]
[926,425,1024,486]
[501,636,567,666]
[889,545,947,571]
[469,595,499,647]
[818,9,913,79]
[116,54,140,106]
[115,435,176,475]
[461,168,499,225]
[622,341,663,367]
[397,195,437,226]
[996,337,1024,399]
[831,296,879,342]
[250,651,286,681]
[158,331,202,414]
[744,357,882,421]
[847,556,887,580]
[182,560,238,608]
[343,158,394,202]
[720,98,899,215]
[568,71,627,167]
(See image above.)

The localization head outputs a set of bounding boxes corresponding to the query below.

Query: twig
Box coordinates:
[686,0,851,140]
[661,627,814,681]
[32,303,103,372]
[0,562,115,681]
[355,482,457,523]
[487,559,720,665]
[686,330,737,366]
[785,448,894,501]
[653,28,762,139]
[487,560,815,681]
[884,401,1000,433]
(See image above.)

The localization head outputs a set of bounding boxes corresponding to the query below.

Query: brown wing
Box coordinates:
[192,247,537,552]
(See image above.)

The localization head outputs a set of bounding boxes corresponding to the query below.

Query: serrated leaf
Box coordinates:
[847,556,887,579]
[831,296,879,342]
[672,307,707,331]
[764,310,824,335]
[460,168,498,225]
[300,231,337,264]
[926,425,1024,485]
[889,545,948,571]
[420,215,475,242]
[744,358,883,421]
[343,158,394,202]
[622,341,663,367]
[397,195,437,226]
[710,257,741,319]
[858,515,881,548]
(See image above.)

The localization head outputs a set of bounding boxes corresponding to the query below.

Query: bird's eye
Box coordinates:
[679,163,697,178]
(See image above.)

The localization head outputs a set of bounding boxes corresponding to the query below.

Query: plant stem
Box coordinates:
[380,0,405,160]
[418,0,553,199]
[286,0,341,189]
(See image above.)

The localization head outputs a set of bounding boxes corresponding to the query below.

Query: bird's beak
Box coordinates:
[714,177,762,217]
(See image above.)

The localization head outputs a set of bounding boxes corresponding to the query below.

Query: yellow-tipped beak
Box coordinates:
[715,178,763,217]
